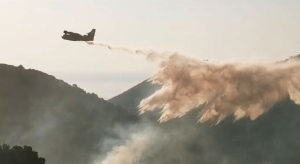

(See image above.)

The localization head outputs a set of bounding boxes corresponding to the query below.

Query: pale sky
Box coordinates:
[0,0,299,99]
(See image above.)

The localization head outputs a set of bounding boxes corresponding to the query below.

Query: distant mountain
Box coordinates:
[0,64,137,164]
[108,79,161,114]
[108,55,300,164]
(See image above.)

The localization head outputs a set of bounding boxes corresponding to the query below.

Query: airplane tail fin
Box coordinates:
[87,29,96,41]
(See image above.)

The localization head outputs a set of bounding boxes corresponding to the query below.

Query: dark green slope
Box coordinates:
[0,64,137,164]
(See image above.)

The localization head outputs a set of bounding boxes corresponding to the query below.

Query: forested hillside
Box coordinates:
[0,64,137,164]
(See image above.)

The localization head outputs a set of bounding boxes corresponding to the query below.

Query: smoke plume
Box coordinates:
[87,41,300,124]
[99,134,148,164]
[92,124,159,164]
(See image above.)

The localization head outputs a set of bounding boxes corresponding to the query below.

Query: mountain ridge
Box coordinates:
[108,79,161,114]
[0,63,138,164]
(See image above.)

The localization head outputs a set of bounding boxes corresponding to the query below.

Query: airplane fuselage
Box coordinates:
[61,35,89,41]
[62,29,96,41]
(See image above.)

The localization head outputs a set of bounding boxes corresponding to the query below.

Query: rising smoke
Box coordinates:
[92,123,160,164]
[98,133,148,164]
[87,41,300,124]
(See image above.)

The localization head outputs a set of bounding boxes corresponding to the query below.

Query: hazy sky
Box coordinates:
[1,0,299,99]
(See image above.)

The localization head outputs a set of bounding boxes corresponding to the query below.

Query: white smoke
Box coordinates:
[99,134,148,164]
[93,124,160,164]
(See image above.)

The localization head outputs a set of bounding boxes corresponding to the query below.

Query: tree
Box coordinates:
[18,65,24,69]
[0,144,46,164]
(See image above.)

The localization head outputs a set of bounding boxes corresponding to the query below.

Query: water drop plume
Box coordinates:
[138,53,300,124]
[86,41,300,124]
